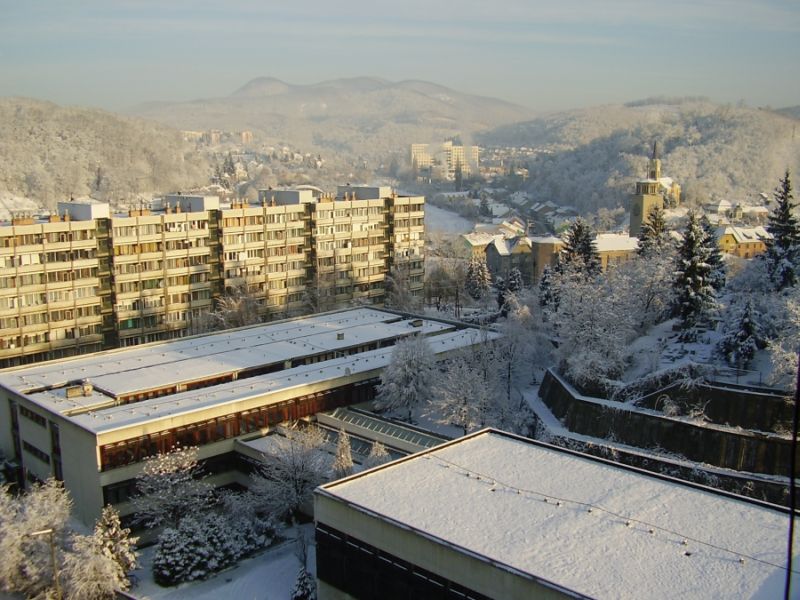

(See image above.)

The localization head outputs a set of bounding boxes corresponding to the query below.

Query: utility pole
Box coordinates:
[28,528,61,600]
[786,349,800,600]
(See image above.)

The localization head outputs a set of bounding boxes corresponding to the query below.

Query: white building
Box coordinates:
[315,429,796,599]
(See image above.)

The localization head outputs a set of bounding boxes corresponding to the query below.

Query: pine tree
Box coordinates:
[507,267,524,292]
[363,440,391,470]
[717,299,765,369]
[465,257,491,300]
[764,171,800,290]
[700,215,726,292]
[375,335,436,422]
[479,195,491,217]
[291,566,317,600]
[538,265,557,308]
[332,429,354,479]
[561,218,600,275]
[93,505,138,581]
[637,205,668,257]
[454,161,463,191]
[673,210,717,334]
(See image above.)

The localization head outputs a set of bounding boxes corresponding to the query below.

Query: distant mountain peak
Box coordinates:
[231,77,291,97]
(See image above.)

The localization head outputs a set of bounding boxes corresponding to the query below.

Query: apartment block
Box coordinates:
[0,187,424,368]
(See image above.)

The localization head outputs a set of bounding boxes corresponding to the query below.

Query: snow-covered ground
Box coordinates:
[130,525,315,600]
[424,204,474,234]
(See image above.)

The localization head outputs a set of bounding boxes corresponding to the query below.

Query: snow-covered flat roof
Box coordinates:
[0,309,439,396]
[320,430,794,599]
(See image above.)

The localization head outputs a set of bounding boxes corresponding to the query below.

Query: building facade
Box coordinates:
[0,187,424,368]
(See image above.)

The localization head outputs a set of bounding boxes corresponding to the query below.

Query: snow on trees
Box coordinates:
[211,286,262,330]
[543,263,636,393]
[93,505,138,582]
[465,257,492,300]
[507,267,524,293]
[291,566,317,600]
[385,265,417,312]
[637,205,669,257]
[332,429,354,479]
[363,440,391,470]
[560,217,601,275]
[700,214,726,292]
[374,334,436,422]
[717,298,765,369]
[429,327,533,436]
[0,478,72,597]
[62,532,130,600]
[0,480,137,600]
[132,445,213,529]
[672,210,719,336]
[497,267,524,316]
[249,425,329,522]
[764,170,800,290]
[431,350,494,435]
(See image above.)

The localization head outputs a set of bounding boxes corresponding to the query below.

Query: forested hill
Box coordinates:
[479,98,800,213]
[129,77,535,158]
[0,98,209,209]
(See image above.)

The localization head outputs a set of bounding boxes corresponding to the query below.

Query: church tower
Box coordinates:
[630,141,664,237]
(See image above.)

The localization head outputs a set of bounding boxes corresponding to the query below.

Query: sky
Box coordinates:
[0,0,798,113]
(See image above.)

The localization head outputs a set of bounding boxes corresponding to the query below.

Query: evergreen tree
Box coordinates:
[506,267,524,292]
[93,505,138,581]
[637,205,668,257]
[291,566,317,600]
[717,299,765,369]
[479,195,491,217]
[363,440,391,470]
[700,215,726,292]
[561,218,600,275]
[764,171,800,290]
[465,257,492,300]
[538,266,557,308]
[332,429,354,479]
[454,161,463,191]
[673,211,717,334]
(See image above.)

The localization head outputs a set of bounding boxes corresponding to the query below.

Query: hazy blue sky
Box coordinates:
[1,0,798,112]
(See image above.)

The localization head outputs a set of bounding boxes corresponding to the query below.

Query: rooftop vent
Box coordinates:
[337,332,345,340]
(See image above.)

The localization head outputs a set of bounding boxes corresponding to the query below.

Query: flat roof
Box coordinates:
[0,309,439,396]
[319,430,795,599]
[0,309,497,435]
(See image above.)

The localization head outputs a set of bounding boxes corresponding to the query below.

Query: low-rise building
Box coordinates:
[315,429,794,599]
[0,308,497,526]
[716,225,772,259]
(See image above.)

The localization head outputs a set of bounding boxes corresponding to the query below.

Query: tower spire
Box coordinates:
[652,141,659,160]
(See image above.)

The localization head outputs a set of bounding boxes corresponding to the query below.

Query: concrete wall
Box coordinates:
[539,370,799,477]
[636,382,792,433]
